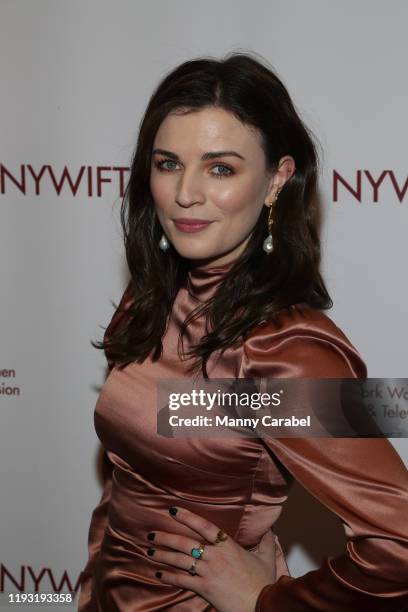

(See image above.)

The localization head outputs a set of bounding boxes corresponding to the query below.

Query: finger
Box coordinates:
[148,530,211,561]
[155,569,204,592]
[147,548,209,576]
[168,506,226,544]
[256,529,276,561]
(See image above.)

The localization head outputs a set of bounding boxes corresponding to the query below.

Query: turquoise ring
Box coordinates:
[190,543,206,559]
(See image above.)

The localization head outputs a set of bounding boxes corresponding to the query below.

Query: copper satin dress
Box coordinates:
[78,261,408,612]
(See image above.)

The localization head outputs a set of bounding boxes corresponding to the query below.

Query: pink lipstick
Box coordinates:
[173,218,214,233]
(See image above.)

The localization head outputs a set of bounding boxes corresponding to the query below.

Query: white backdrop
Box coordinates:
[1,0,407,609]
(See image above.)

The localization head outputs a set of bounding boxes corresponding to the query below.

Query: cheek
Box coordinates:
[150,176,172,213]
[212,183,262,225]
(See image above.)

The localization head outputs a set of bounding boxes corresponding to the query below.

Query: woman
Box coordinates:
[78,53,408,611]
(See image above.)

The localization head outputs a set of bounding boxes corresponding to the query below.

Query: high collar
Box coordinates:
[186,259,236,303]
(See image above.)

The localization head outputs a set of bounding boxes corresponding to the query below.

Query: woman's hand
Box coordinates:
[145,506,277,612]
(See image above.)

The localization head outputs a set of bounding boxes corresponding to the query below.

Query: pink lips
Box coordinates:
[173,218,214,233]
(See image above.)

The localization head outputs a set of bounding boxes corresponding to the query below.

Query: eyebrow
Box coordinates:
[152,148,246,161]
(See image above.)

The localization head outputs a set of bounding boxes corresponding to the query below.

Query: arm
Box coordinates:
[255,437,408,612]
[240,308,408,611]
[77,280,134,610]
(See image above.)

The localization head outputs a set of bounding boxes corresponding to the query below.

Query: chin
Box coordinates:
[171,243,218,260]
[176,248,216,260]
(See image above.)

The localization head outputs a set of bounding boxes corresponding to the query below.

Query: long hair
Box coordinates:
[93,51,332,378]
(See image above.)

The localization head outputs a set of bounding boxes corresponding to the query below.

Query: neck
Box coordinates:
[186,257,236,302]
[188,257,236,271]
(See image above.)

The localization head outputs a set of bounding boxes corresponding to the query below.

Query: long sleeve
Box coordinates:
[240,305,408,612]
[77,280,134,611]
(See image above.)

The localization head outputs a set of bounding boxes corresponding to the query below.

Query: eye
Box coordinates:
[153,159,178,172]
[211,164,234,178]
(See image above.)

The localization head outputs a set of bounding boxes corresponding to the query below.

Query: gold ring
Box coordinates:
[213,529,228,545]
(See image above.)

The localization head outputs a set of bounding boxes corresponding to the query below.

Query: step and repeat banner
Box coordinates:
[1,1,407,609]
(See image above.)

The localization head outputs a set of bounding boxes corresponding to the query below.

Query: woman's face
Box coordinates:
[150,106,294,268]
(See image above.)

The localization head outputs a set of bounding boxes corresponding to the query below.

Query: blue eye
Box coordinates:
[212,164,233,178]
[154,160,178,172]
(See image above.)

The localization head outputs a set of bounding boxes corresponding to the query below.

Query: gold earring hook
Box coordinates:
[265,187,282,233]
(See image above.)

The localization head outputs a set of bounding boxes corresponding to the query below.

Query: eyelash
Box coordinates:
[153,159,234,179]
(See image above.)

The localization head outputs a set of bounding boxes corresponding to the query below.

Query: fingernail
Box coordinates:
[147,547,155,556]
[147,532,156,541]
[155,571,162,579]
[169,506,178,516]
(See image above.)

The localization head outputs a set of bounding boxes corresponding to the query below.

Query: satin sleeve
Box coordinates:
[77,280,134,611]
[240,305,408,612]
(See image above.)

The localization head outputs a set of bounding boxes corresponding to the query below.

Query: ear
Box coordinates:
[264,155,296,204]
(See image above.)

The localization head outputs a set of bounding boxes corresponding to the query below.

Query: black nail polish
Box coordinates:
[147,547,155,556]
[169,506,178,516]
[155,571,162,579]
[147,532,155,541]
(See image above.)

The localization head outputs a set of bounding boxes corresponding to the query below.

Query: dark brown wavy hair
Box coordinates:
[93,51,332,378]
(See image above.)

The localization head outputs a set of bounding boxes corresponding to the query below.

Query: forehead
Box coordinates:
[153,106,263,154]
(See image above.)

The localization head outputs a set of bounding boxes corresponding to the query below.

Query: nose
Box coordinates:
[175,167,204,208]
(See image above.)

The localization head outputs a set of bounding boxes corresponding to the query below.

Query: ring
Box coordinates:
[188,559,198,575]
[213,529,228,545]
[190,543,206,559]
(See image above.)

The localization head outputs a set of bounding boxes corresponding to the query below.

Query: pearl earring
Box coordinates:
[262,188,281,255]
[159,233,170,251]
